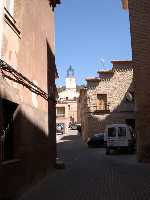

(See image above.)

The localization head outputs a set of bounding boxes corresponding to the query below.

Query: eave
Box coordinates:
[49,0,61,11]
[111,60,134,71]
[111,60,133,65]
[97,70,113,74]
[85,77,100,82]
[121,0,128,9]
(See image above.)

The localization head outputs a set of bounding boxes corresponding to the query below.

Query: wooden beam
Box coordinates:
[121,0,128,9]
[49,0,61,10]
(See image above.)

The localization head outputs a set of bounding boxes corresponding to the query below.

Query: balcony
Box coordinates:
[56,113,65,117]
[91,105,110,114]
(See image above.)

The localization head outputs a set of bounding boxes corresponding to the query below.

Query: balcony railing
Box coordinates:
[56,113,65,117]
[90,105,110,114]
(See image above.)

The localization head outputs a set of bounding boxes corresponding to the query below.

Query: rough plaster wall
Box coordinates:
[0,0,57,198]
[0,0,4,57]
[1,0,55,112]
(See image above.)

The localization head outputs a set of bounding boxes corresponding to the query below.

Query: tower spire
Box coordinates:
[67,65,74,77]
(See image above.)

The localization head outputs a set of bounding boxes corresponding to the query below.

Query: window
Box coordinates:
[68,105,70,110]
[118,127,126,137]
[108,128,116,137]
[1,98,18,161]
[96,94,107,110]
[5,0,14,16]
[56,107,65,117]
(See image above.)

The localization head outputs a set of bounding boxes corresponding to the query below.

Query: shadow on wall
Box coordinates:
[0,40,57,200]
[0,98,56,200]
[83,79,135,142]
[47,40,57,163]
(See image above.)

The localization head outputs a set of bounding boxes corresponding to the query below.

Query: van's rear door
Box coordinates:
[117,127,128,147]
[107,127,116,147]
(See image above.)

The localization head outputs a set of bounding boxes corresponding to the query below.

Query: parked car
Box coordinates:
[56,123,65,134]
[87,133,105,148]
[105,124,136,155]
[70,123,78,130]
[76,124,82,133]
[68,122,72,128]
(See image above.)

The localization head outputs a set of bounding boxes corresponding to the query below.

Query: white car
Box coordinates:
[105,124,135,154]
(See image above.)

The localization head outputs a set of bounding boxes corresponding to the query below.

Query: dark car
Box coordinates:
[76,124,81,133]
[87,133,105,148]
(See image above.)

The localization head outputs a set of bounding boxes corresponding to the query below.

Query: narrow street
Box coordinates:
[20,130,150,200]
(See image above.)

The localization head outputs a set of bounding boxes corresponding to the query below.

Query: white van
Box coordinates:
[105,124,135,155]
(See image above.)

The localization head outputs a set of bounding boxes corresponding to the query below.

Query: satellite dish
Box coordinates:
[125,92,133,102]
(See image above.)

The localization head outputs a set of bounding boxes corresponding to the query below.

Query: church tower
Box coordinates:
[65,65,76,89]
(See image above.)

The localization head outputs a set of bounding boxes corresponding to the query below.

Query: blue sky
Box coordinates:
[55,0,132,86]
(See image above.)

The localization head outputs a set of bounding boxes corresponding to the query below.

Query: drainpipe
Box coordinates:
[0,0,4,58]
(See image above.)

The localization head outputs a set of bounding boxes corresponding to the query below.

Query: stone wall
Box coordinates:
[81,61,135,142]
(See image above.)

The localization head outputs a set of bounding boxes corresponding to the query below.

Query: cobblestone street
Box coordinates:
[20,131,150,200]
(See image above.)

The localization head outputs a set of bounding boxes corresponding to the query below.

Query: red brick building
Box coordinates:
[0,0,60,199]
[123,0,150,161]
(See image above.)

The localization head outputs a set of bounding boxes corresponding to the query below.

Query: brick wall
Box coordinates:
[128,0,150,161]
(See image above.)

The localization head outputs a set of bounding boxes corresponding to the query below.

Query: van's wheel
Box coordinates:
[106,148,110,155]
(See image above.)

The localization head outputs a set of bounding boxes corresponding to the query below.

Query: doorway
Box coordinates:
[0,98,18,161]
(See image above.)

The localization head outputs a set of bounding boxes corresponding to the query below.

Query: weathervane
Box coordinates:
[100,58,106,70]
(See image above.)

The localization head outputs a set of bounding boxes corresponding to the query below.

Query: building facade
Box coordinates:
[122,0,150,161]
[56,66,79,134]
[80,61,135,142]
[0,0,60,199]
